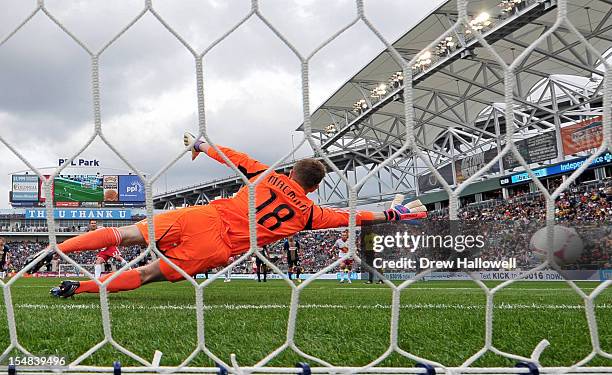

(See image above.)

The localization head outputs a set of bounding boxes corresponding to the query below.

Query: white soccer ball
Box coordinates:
[529,225,584,266]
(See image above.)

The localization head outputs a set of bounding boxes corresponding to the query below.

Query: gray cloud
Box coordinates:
[0,0,444,207]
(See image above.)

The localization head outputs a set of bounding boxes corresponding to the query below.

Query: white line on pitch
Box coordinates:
[14,303,612,311]
[334,287,597,291]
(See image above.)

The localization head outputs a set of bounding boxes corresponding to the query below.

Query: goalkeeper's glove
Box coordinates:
[183,132,205,160]
[384,203,427,221]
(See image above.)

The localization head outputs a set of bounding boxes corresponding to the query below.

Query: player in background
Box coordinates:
[88,220,130,279]
[254,245,269,282]
[0,237,10,279]
[284,236,302,283]
[331,230,352,283]
[40,134,426,298]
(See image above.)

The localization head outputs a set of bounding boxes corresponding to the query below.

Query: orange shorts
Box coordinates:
[135,205,232,282]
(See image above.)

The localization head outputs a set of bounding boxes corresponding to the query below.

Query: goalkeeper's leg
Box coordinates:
[73,261,165,295]
[24,226,143,274]
[51,261,163,297]
[54,252,219,296]
[58,226,145,254]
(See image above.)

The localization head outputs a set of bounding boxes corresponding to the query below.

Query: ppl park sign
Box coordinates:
[58,158,101,167]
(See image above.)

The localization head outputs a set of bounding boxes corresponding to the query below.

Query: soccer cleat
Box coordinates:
[23,249,55,274]
[50,280,80,298]
[183,132,201,160]
[224,278,231,283]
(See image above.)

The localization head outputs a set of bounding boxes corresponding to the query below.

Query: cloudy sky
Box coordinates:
[0,0,445,208]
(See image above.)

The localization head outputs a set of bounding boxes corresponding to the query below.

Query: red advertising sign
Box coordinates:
[561,116,603,155]
[39,175,54,203]
[56,201,80,207]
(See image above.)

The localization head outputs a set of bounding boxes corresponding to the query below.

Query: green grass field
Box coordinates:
[54,178,103,202]
[0,278,610,369]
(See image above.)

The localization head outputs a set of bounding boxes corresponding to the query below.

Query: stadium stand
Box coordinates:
[4,179,611,275]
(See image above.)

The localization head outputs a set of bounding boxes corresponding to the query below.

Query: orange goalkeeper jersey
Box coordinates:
[206,146,375,253]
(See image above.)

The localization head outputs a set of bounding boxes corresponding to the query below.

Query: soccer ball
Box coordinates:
[529,225,584,266]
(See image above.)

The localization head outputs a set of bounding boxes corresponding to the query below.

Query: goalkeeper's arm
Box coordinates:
[184,132,269,177]
[309,199,427,230]
[183,132,211,159]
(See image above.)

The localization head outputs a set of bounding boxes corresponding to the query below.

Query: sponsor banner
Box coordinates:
[56,202,80,207]
[27,271,608,281]
[119,175,145,202]
[8,201,38,207]
[187,271,604,282]
[336,271,359,280]
[103,202,145,207]
[376,272,417,280]
[195,273,339,280]
[80,201,101,208]
[500,151,612,186]
[419,148,501,192]
[39,175,53,203]
[103,175,119,202]
[417,163,454,193]
[11,175,39,202]
[25,208,132,220]
[420,270,600,281]
[456,148,500,183]
[503,132,558,170]
[561,116,603,155]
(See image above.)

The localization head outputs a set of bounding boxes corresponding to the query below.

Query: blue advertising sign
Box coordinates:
[25,209,132,220]
[11,175,39,201]
[118,175,145,202]
[500,152,612,186]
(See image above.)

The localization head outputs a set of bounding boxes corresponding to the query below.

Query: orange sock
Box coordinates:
[76,269,142,294]
[58,227,122,254]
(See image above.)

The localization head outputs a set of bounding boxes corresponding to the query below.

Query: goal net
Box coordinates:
[0,0,610,374]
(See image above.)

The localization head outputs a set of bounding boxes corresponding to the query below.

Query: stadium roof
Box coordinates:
[155,0,611,208]
[305,0,610,164]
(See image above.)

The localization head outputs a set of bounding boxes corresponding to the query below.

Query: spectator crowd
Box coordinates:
[1,180,610,275]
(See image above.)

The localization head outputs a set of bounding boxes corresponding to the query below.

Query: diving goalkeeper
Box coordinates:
[41,133,426,297]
